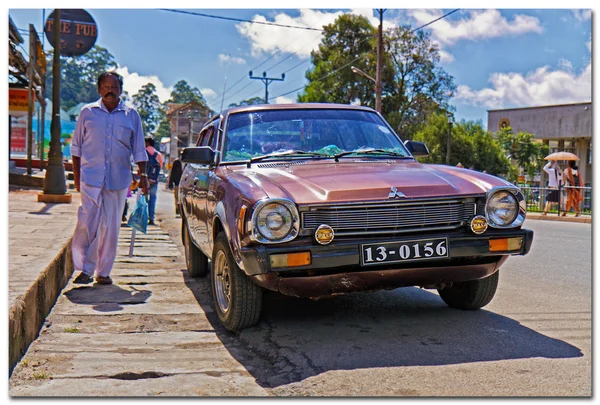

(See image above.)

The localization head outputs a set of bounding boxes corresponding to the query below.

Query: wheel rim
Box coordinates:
[213,250,231,314]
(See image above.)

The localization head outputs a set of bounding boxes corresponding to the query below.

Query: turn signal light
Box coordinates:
[237,205,248,235]
[489,237,522,252]
[270,252,311,268]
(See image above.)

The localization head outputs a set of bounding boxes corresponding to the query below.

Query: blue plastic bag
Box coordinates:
[127,195,148,234]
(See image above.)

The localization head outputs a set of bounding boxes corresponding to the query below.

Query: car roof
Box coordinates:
[220,103,378,117]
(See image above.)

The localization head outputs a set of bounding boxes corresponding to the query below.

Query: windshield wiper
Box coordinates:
[333,149,411,162]
[247,150,329,167]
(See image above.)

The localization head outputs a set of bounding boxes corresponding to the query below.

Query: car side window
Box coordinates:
[197,127,214,147]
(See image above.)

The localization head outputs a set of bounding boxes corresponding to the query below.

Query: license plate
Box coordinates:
[361,238,448,266]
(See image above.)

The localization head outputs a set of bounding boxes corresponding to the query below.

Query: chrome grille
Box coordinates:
[302,199,475,236]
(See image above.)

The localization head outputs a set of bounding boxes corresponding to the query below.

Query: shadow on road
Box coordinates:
[64,284,152,312]
[183,273,583,389]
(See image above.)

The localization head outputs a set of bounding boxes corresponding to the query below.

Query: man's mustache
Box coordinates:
[105,92,116,97]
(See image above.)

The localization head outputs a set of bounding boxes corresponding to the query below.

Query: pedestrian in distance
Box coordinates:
[167,157,183,216]
[542,160,561,215]
[145,135,164,226]
[562,160,584,216]
[71,71,149,285]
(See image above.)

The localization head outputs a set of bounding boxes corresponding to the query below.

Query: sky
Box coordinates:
[6,3,594,130]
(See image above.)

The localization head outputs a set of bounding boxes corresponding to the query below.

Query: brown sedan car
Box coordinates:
[179,103,533,332]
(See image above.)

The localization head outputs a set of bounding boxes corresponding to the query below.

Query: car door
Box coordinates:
[190,122,218,254]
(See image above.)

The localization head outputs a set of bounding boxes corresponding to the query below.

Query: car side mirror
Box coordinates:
[404,140,429,157]
[181,146,215,165]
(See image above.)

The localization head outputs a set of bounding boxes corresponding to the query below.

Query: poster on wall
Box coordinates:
[10,116,29,156]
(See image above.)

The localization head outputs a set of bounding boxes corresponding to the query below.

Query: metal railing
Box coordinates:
[520,185,592,215]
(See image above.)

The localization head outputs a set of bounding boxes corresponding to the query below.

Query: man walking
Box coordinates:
[145,136,164,226]
[167,157,183,215]
[71,71,149,285]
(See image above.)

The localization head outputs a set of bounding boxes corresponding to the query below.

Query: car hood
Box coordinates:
[224,160,510,205]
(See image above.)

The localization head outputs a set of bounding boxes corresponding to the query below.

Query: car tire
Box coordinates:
[182,218,208,278]
[437,271,499,310]
[211,232,262,332]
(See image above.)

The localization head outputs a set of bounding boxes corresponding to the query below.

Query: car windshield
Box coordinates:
[221,109,410,162]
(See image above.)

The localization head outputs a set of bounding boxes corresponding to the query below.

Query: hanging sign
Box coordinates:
[9,88,29,116]
[44,9,97,56]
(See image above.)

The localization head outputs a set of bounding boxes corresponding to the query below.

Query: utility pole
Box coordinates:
[375,9,384,114]
[39,9,70,203]
[446,113,454,165]
[248,71,285,104]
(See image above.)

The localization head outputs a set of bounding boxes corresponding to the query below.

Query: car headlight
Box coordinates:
[485,187,526,228]
[250,199,299,243]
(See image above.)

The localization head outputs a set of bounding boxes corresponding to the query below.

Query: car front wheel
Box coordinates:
[211,232,262,332]
[437,271,499,310]
[182,219,208,278]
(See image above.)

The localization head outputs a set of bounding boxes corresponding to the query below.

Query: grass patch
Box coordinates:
[63,327,80,333]
[33,371,49,380]
[21,359,30,367]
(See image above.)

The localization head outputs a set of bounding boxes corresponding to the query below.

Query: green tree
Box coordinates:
[167,80,207,105]
[297,14,393,106]
[384,26,456,138]
[229,96,265,107]
[412,113,509,176]
[497,127,549,183]
[298,15,455,140]
[45,45,118,111]
[132,83,162,135]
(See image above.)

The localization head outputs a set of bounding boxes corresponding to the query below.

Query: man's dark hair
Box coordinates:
[97,71,123,88]
[145,136,155,147]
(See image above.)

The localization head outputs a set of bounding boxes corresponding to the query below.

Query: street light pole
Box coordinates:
[375,8,384,114]
[39,8,70,203]
[446,113,454,165]
[351,66,380,112]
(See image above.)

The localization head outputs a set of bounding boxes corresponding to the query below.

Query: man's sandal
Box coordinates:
[73,272,93,284]
[95,276,113,285]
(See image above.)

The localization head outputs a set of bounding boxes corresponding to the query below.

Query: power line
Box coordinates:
[159,9,324,32]
[410,9,459,33]
[207,31,309,105]
[271,9,461,100]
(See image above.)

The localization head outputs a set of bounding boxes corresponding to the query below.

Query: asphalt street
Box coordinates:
[156,187,592,396]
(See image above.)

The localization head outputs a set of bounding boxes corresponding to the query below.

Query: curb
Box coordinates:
[9,173,44,188]
[527,214,592,224]
[8,239,74,375]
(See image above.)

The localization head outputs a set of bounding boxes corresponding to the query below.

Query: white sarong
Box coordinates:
[72,182,128,278]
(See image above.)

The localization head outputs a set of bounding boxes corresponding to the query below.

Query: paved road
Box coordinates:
[156,188,591,396]
[10,187,591,396]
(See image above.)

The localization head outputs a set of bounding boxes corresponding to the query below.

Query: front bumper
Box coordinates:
[239,228,533,297]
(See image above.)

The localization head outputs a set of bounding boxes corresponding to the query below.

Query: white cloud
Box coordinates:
[558,58,573,72]
[407,9,543,46]
[587,37,592,53]
[454,62,591,109]
[116,66,172,104]
[218,54,246,65]
[201,88,217,100]
[236,9,395,59]
[439,49,455,63]
[274,96,295,104]
[571,9,592,22]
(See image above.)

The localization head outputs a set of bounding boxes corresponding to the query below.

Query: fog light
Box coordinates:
[489,237,522,252]
[270,252,311,268]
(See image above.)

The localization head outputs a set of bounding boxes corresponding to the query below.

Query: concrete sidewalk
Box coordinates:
[8,187,268,396]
